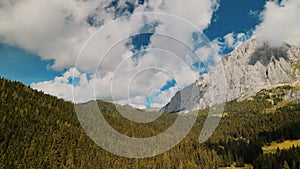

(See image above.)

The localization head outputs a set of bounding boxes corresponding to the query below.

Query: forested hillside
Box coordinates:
[1,77,300,168]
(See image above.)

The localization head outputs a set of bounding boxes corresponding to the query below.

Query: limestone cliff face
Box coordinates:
[161,39,300,113]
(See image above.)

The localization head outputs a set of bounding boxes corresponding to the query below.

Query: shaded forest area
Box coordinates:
[1,77,300,168]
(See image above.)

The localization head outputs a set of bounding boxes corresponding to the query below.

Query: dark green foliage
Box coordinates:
[0,77,300,168]
[254,146,300,169]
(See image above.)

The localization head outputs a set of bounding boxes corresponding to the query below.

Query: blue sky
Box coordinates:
[0,0,266,86]
[2,0,298,107]
[204,0,266,39]
[0,44,61,85]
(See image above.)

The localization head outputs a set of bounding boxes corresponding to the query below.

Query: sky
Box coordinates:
[0,0,299,108]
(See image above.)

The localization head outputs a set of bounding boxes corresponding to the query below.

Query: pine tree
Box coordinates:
[283,160,291,169]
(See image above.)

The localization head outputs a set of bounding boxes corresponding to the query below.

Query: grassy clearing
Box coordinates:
[219,164,253,169]
[263,99,300,114]
[262,139,300,154]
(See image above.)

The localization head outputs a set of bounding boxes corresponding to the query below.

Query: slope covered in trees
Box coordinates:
[0,77,300,168]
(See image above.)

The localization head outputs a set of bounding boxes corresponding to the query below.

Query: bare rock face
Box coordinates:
[161,39,300,113]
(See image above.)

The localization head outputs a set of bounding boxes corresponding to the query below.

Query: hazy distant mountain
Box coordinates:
[161,39,300,113]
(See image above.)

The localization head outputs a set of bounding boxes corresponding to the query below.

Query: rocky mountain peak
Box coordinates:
[161,39,300,113]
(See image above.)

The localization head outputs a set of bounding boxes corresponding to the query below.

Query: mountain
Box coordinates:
[1,77,300,168]
[161,39,300,113]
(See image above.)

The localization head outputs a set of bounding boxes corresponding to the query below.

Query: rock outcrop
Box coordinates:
[161,39,300,113]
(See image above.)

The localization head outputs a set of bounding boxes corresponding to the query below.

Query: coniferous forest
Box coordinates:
[1,77,300,168]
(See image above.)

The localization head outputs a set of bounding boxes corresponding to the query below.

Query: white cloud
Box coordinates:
[0,0,111,69]
[223,33,235,47]
[31,45,198,107]
[30,41,201,106]
[0,0,221,107]
[162,0,219,29]
[254,0,300,47]
[0,0,219,71]
[31,68,94,103]
[192,32,249,72]
[249,9,260,18]
[211,32,249,56]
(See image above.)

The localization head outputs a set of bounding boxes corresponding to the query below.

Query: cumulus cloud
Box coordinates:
[31,68,94,103]
[0,0,219,70]
[31,31,246,107]
[0,0,98,69]
[32,47,198,106]
[254,0,300,47]
[162,0,219,29]
[1,0,220,107]
[217,32,249,50]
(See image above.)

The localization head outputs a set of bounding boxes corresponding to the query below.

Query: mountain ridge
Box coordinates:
[161,39,300,113]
